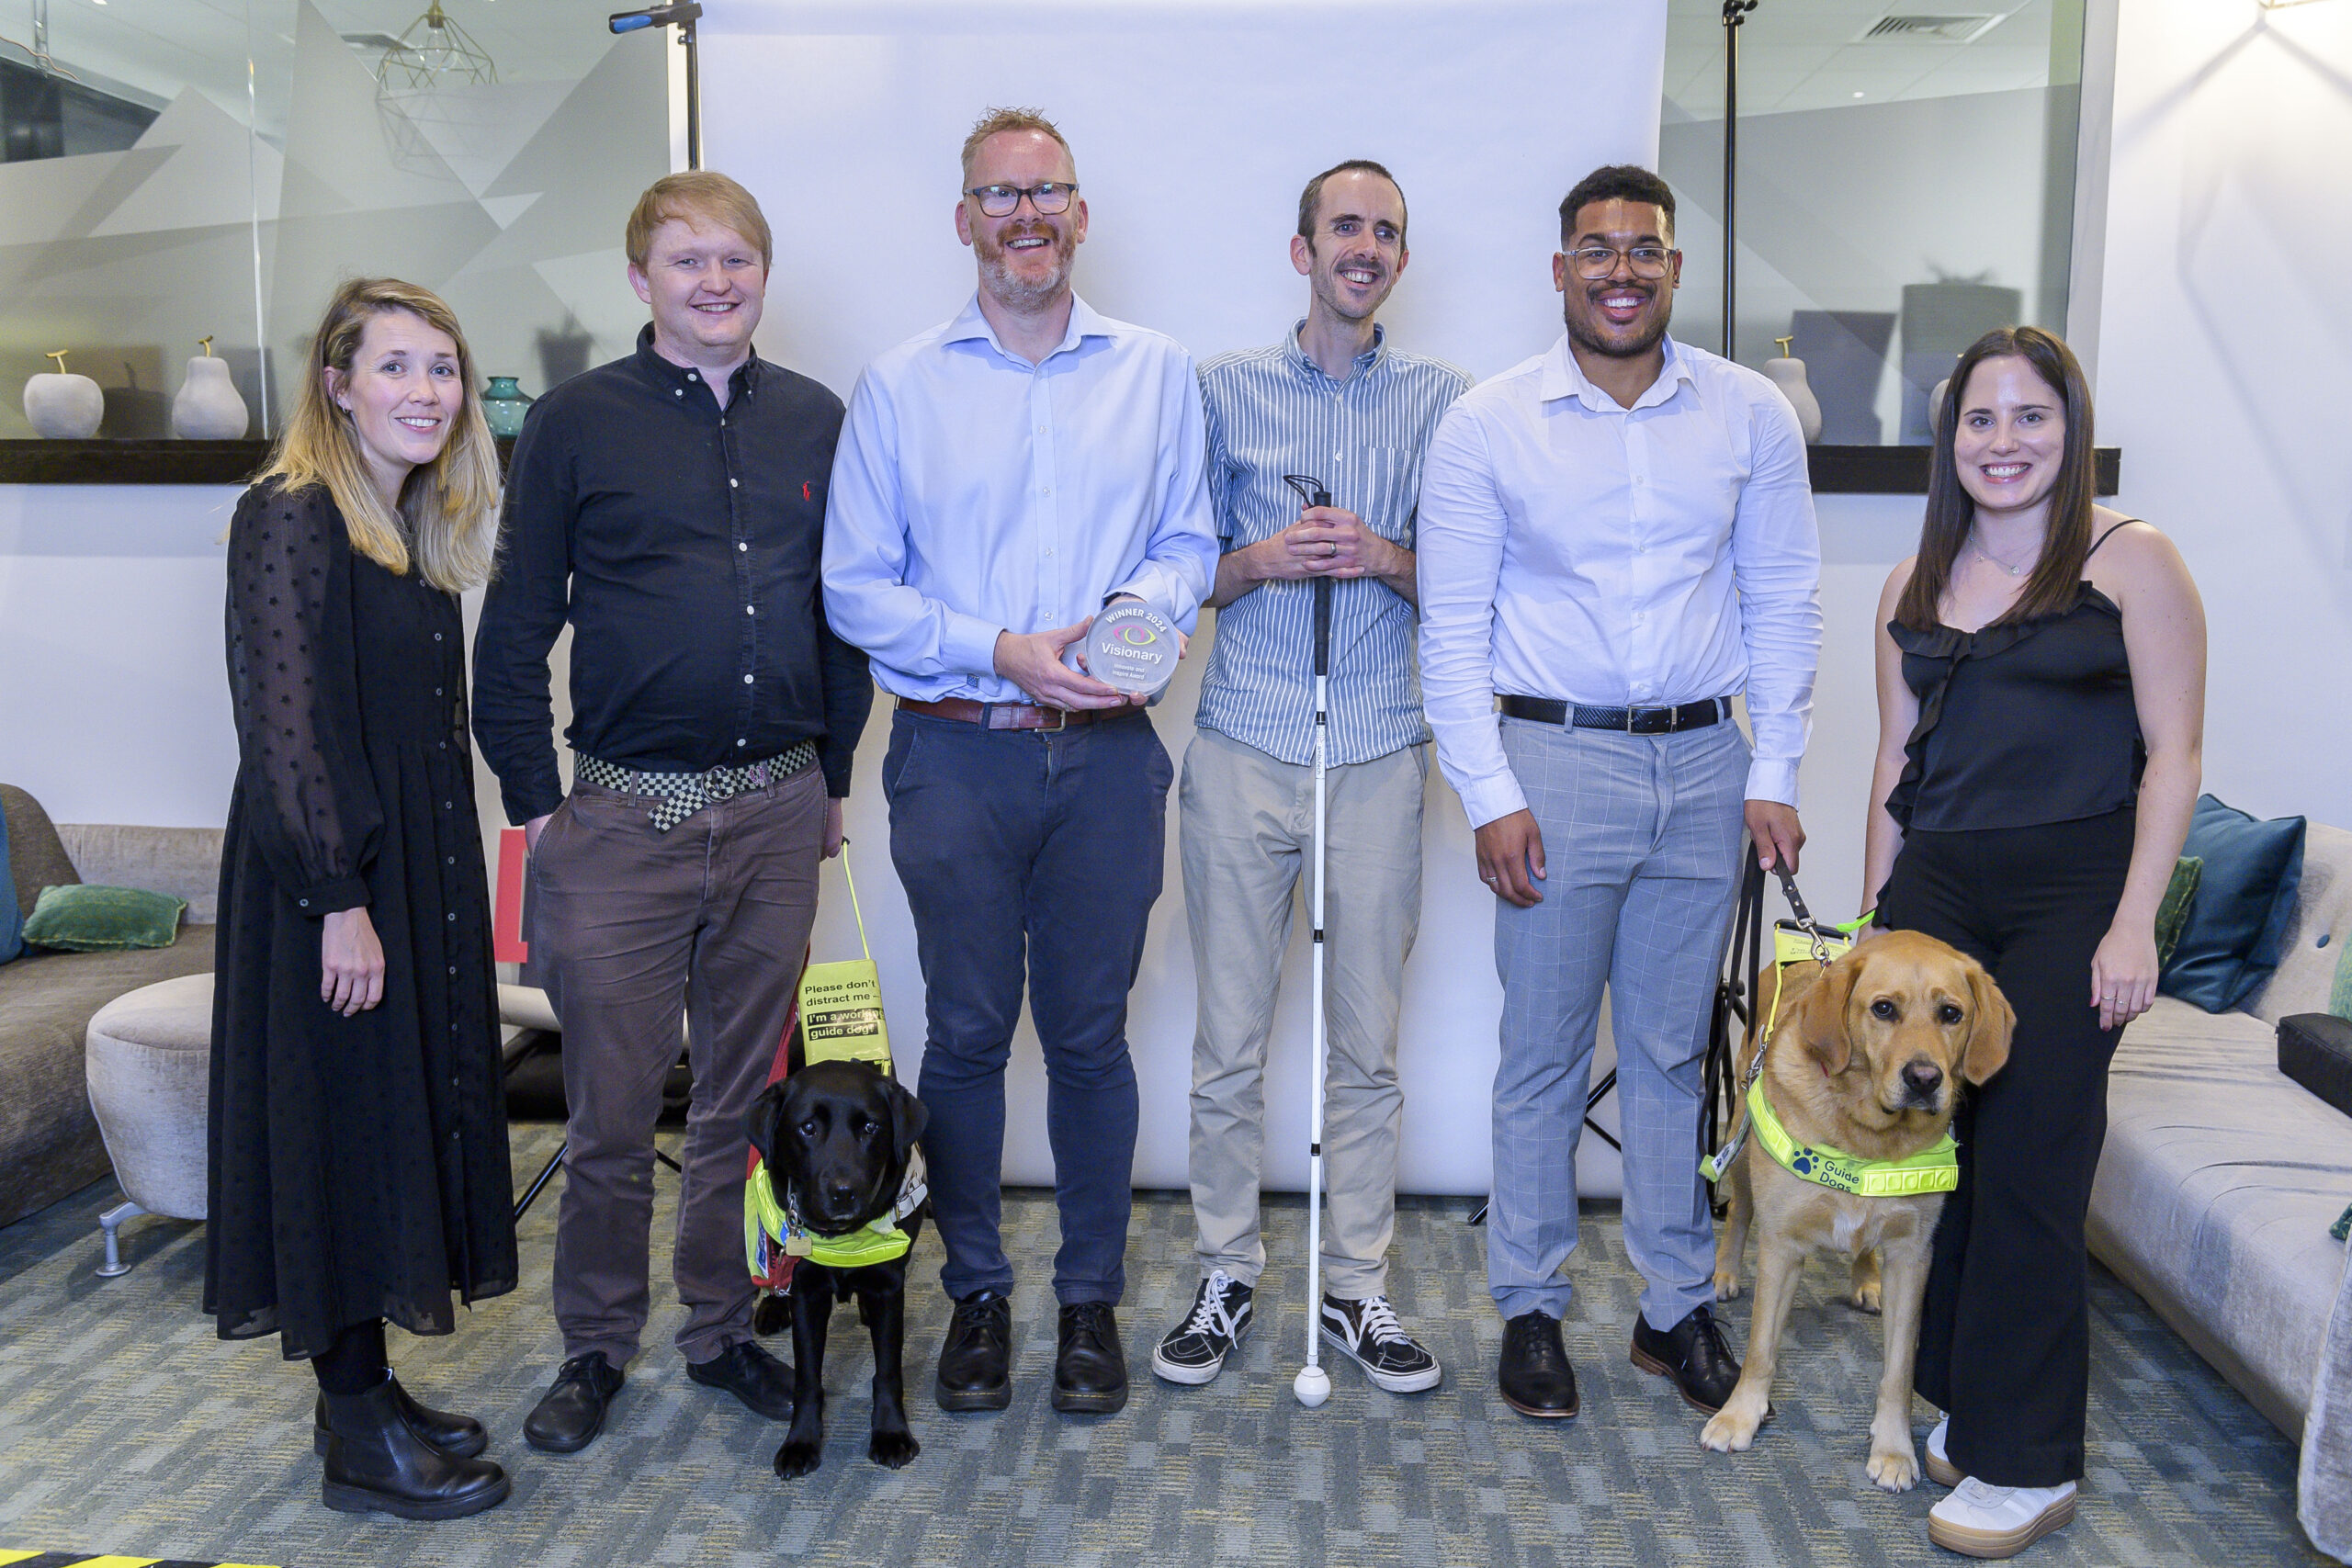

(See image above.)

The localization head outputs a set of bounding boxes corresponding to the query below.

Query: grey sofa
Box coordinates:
[2087,819,2352,1561]
[0,784,220,1228]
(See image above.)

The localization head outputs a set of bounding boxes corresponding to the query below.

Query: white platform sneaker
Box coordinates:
[1925,1415,1963,1488]
[1928,1475,2077,1558]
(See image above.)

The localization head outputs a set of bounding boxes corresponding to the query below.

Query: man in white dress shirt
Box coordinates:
[1417,164,1821,1421]
[823,107,1217,1419]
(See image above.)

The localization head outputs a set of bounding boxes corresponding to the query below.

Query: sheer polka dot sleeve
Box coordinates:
[223,481,382,915]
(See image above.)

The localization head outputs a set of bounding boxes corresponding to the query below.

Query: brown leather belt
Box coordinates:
[898,696,1127,731]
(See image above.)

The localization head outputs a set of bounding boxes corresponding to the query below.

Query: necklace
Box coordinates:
[1966,532,2037,577]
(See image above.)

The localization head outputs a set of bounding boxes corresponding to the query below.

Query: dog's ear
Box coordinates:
[886,1076,928,1170]
[1792,953,1861,1076]
[1960,960,2015,1085]
[746,1079,791,1167]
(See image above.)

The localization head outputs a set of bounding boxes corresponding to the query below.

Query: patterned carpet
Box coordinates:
[0,1126,2325,1568]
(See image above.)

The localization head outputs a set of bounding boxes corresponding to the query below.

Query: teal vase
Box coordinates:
[481,376,533,437]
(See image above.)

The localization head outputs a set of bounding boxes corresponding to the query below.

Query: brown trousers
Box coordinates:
[527,764,825,1367]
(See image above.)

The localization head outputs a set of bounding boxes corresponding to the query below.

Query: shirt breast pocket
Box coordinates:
[1350,446,1420,547]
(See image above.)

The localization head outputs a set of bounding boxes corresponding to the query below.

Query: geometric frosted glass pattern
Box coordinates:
[1,0,666,439]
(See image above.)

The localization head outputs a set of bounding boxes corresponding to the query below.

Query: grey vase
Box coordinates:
[173,355,250,439]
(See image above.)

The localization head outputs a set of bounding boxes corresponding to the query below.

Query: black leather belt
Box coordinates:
[1498,694,1731,734]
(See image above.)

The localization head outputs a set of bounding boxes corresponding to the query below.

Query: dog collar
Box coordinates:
[746,1146,928,1272]
[1745,1077,1958,1198]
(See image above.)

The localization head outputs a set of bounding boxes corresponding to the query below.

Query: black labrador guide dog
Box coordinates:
[746,1057,928,1477]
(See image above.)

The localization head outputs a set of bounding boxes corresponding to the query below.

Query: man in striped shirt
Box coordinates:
[1153,160,1470,1395]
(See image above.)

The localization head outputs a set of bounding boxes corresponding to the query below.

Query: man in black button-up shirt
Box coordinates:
[474,172,871,1451]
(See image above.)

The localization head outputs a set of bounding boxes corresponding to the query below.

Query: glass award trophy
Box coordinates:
[1085,600,1178,698]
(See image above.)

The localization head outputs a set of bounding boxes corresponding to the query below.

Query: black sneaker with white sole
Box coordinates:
[1151,1271,1254,1385]
[1319,1292,1442,1393]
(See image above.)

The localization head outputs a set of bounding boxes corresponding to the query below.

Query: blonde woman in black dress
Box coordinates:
[209,277,514,1518]
[1862,327,2204,1557]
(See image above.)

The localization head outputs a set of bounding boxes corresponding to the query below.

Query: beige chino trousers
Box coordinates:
[1180,726,1424,1298]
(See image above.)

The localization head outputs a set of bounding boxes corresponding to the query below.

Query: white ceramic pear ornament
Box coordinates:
[1930,375,1953,439]
[1763,334,1824,445]
[24,350,105,439]
[173,336,250,439]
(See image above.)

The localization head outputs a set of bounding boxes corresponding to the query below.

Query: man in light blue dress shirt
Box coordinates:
[1150,161,1468,1397]
[822,107,1217,1420]
[1418,165,1822,1423]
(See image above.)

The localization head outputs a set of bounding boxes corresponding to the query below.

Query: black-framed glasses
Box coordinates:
[1566,244,1675,280]
[966,181,1079,218]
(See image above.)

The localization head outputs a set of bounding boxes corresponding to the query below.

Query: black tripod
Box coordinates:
[505,1026,686,1223]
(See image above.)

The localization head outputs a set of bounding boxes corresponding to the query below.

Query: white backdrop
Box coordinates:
[703,1,1668,1195]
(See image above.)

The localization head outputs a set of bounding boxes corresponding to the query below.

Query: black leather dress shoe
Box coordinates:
[322,1379,510,1519]
[687,1339,795,1421]
[1051,1302,1127,1416]
[1498,1310,1579,1418]
[936,1291,1013,1412]
[313,1377,486,1459]
[524,1351,626,1454]
[1630,1303,1741,1414]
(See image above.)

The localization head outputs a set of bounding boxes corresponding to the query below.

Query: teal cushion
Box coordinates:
[2159,795,2305,1012]
[21,884,186,952]
[2332,926,2352,1023]
[0,810,21,964]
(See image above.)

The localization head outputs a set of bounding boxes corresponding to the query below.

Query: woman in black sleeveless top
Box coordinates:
[1862,328,2204,1558]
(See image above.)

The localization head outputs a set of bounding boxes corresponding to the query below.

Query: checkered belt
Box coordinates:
[576,741,819,832]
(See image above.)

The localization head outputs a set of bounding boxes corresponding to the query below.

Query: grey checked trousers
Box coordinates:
[1487,716,1748,1331]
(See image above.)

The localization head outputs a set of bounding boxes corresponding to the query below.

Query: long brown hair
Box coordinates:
[257,277,502,592]
[1895,325,2097,631]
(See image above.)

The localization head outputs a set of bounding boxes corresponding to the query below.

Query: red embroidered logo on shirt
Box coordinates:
[803,480,813,502]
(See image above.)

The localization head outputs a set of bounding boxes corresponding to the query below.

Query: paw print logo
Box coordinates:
[1790,1148,1818,1178]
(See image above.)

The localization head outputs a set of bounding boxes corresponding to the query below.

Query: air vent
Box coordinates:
[1856,13,2008,43]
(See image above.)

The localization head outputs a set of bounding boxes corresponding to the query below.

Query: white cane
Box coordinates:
[1284,475,1337,1410]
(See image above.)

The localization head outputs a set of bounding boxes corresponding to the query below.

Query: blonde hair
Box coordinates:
[960,107,1072,185]
[259,277,501,593]
[625,171,774,271]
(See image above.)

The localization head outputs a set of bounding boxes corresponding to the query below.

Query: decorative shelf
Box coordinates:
[1805,444,2120,496]
[0,437,514,486]
[0,439,2119,496]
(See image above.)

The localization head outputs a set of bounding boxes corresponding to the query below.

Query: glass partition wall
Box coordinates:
[1661,0,2086,445]
[0,0,667,440]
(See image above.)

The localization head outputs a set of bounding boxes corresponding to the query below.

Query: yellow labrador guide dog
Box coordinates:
[1702,928,2013,1490]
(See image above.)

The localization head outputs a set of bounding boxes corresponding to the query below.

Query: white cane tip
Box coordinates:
[1293,1366,1330,1407]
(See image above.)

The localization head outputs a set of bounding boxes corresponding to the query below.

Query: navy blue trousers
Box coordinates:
[882,707,1171,1305]
[1879,807,2133,1488]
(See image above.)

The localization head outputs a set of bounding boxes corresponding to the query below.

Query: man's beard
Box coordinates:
[1312,257,1385,324]
[978,223,1077,311]
[1566,284,1671,360]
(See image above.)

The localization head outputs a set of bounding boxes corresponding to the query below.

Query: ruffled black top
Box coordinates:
[1885,581,2143,833]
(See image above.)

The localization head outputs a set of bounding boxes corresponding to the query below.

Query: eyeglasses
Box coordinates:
[965,181,1079,218]
[1566,244,1675,280]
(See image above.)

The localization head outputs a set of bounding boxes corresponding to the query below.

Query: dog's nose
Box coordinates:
[826,1181,860,1209]
[1902,1062,1945,1100]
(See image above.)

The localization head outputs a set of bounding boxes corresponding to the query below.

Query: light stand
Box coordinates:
[1722,0,1758,361]
[611,3,704,171]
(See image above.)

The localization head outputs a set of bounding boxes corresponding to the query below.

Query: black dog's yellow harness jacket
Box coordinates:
[746,1145,927,1271]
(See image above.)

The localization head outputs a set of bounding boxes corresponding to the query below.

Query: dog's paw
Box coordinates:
[870,1429,920,1470]
[1867,1443,1920,1493]
[1713,1268,1742,1301]
[1849,1280,1883,1314]
[774,1438,823,1480]
[1699,1407,1761,1454]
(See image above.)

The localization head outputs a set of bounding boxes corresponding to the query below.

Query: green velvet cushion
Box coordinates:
[2332,928,2352,1023]
[2154,855,2201,967]
[2335,1203,2349,1244]
[21,884,187,952]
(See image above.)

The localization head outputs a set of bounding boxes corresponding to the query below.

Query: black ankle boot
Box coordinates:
[320,1379,511,1519]
[312,1377,488,1458]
